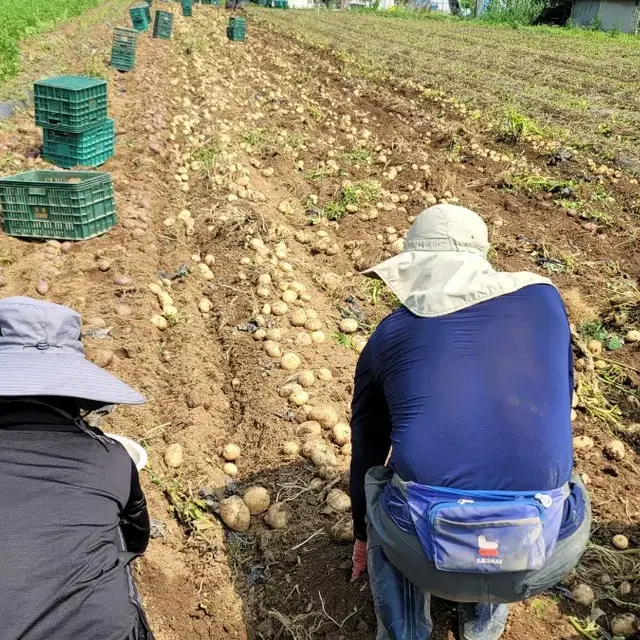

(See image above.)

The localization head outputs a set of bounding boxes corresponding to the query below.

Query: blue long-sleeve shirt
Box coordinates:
[350,284,584,542]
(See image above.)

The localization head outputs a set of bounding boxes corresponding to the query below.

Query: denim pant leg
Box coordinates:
[458,603,510,640]
[368,525,433,640]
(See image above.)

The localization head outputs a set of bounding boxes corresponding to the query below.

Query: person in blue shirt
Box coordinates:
[349,205,590,640]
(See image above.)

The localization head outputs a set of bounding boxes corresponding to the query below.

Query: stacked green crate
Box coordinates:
[153,11,174,39]
[0,171,117,241]
[130,4,150,31]
[43,119,115,169]
[110,27,138,72]
[35,76,115,170]
[181,0,193,16]
[227,16,246,41]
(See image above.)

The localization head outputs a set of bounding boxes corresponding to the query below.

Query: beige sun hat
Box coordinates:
[364,204,553,318]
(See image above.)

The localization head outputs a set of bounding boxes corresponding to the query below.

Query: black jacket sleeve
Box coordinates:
[121,458,151,554]
[349,341,392,542]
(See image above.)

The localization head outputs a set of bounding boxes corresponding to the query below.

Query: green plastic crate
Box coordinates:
[130,5,150,31]
[111,27,138,71]
[227,27,245,41]
[153,11,174,39]
[0,171,117,241]
[43,118,115,169]
[181,0,193,15]
[34,76,108,133]
[111,49,137,72]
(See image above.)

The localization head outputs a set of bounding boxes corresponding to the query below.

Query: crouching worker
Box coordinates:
[349,206,591,640]
[0,297,154,640]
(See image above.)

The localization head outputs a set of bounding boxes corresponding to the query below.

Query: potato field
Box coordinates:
[0,2,638,639]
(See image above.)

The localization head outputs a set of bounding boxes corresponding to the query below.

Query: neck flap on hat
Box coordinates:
[363,205,553,318]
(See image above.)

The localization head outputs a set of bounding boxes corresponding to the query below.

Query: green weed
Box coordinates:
[341,148,372,165]
[333,332,354,348]
[579,320,624,351]
[193,140,223,170]
[499,106,544,142]
[366,279,400,310]
[322,180,381,221]
[304,166,333,181]
[509,173,573,193]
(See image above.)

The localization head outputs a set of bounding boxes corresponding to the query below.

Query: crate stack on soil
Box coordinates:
[110,27,139,72]
[227,16,246,41]
[35,76,115,170]
[181,0,193,16]
[0,171,117,241]
[153,10,174,39]
[130,3,151,31]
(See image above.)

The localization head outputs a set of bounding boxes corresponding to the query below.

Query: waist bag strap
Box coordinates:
[393,475,569,574]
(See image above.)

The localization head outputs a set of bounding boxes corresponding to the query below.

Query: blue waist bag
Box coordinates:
[402,481,569,574]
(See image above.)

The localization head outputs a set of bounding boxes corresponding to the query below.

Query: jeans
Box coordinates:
[365,467,591,640]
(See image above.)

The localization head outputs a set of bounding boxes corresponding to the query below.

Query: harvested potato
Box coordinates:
[279,382,303,398]
[610,614,638,638]
[199,299,213,313]
[309,478,325,492]
[290,390,310,407]
[164,443,183,468]
[220,496,250,532]
[265,502,290,529]
[258,273,272,286]
[297,421,322,438]
[151,315,169,330]
[290,309,308,327]
[332,423,351,446]
[282,289,298,304]
[310,441,338,468]
[327,489,351,512]
[612,534,629,550]
[253,329,267,341]
[281,441,301,456]
[297,370,316,388]
[222,443,241,461]
[308,406,339,429]
[264,340,282,358]
[301,438,324,458]
[605,439,625,461]
[256,286,270,299]
[340,318,358,334]
[272,301,289,316]
[587,339,603,356]
[317,368,333,382]
[626,330,640,343]
[223,462,238,477]
[311,331,326,344]
[243,486,271,515]
[331,519,354,542]
[341,443,352,456]
[280,353,301,370]
[352,336,368,354]
[318,464,340,481]
[266,328,283,342]
[304,317,323,332]
[571,583,595,606]
[295,333,312,348]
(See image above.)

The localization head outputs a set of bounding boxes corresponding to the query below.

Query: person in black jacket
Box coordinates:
[0,297,154,640]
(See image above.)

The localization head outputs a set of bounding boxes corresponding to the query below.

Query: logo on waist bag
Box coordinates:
[477,536,502,564]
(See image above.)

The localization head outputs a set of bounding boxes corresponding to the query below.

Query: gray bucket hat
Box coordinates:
[0,297,145,407]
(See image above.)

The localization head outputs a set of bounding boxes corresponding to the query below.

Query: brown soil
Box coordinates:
[0,5,638,640]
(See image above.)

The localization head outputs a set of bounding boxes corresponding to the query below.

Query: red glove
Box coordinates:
[351,539,367,581]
